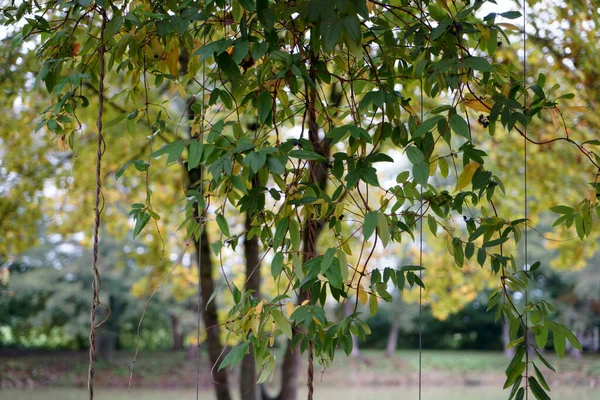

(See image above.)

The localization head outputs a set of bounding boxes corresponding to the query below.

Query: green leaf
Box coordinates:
[533,363,550,392]
[377,212,390,248]
[257,90,272,124]
[289,219,301,250]
[560,324,583,351]
[413,161,429,186]
[453,242,464,267]
[271,309,292,340]
[216,52,242,80]
[216,213,230,237]
[116,160,149,179]
[535,326,548,348]
[218,342,249,371]
[477,247,487,266]
[363,211,378,241]
[321,247,336,273]
[133,211,151,238]
[483,236,509,248]
[553,329,566,357]
[289,149,325,160]
[450,114,469,139]
[150,140,185,165]
[406,146,424,164]
[273,217,289,249]
[341,15,361,44]
[325,258,343,289]
[500,11,522,19]
[534,347,556,372]
[503,361,526,389]
[515,388,525,400]
[550,205,575,214]
[272,251,284,277]
[528,376,551,400]
[188,141,204,170]
[323,21,342,52]
[337,250,349,282]
[428,215,438,237]
[369,292,378,315]
[414,115,445,137]
[464,56,494,72]
[194,39,232,62]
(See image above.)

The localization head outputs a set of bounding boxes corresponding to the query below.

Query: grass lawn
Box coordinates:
[1,348,599,389]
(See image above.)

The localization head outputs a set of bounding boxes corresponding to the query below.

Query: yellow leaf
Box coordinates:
[502,83,511,98]
[551,108,561,130]
[57,135,69,152]
[285,302,295,317]
[497,23,520,31]
[479,25,490,41]
[269,336,275,347]
[166,47,179,76]
[587,189,597,205]
[454,161,481,192]
[342,241,352,255]
[301,299,310,306]
[357,285,368,305]
[255,299,265,315]
[463,98,492,113]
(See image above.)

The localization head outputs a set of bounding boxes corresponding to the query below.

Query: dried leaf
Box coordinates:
[551,108,561,130]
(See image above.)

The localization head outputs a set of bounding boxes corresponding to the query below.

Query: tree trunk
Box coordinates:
[567,329,583,360]
[502,321,515,358]
[386,321,399,358]
[241,213,261,400]
[96,294,119,361]
[170,315,184,351]
[185,95,231,400]
[344,300,360,357]
[194,227,232,400]
[273,57,342,400]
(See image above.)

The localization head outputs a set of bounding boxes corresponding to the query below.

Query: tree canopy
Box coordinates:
[2,1,599,400]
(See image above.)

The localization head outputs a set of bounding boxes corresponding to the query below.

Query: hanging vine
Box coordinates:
[88,6,109,400]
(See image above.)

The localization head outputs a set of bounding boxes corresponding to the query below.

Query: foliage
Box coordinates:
[2,1,599,399]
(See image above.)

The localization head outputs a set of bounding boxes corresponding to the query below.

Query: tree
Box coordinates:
[3,1,597,400]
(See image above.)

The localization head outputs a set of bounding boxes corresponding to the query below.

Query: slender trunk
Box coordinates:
[344,300,360,357]
[241,213,261,400]
[385,321,399,358]
[567,329,583,359]
[96,294,118,361]
[502,321,515,358]
[194,226,232,400]
[593,326,599,352]
[170,315,184,351]
[184,90,231,400]
[275,63,341,400]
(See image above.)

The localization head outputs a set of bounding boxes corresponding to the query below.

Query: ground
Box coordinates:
[1,349,599,392]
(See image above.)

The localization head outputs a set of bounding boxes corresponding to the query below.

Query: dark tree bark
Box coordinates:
[186,96,232,400]
[241,213,261,400]
[193,224,232,400]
